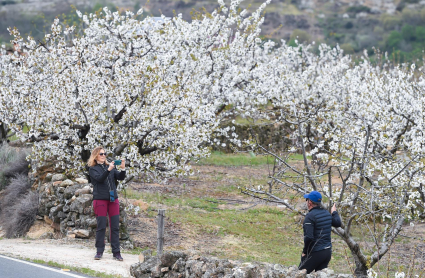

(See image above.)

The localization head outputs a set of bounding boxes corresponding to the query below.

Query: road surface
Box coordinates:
[0,254,96,278]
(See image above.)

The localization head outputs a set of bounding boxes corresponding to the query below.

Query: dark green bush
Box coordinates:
[416,26,425,41]
[402,25,416,41]
[346,6,371,14]
[386,31,403,50]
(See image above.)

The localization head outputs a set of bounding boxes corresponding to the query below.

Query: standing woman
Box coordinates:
[87,146,126,261]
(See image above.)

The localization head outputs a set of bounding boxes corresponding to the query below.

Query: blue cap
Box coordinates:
[304,191,322,203]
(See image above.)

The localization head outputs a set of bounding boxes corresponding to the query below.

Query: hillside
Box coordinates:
[1,0,425,61]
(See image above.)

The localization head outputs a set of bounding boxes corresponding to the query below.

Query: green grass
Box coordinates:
[128,188,303,265]
[122,246,150,255]
[22,258,118,278]
[167,205,302,265]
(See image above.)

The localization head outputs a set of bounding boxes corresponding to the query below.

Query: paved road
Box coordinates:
[0,255,96,278]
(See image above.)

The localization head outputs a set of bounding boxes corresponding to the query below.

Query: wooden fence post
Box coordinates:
[157,209,165,256]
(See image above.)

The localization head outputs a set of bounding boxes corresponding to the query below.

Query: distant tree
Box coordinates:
[415,26,425,42]
[401,24,416,41]
[386,31,403,51]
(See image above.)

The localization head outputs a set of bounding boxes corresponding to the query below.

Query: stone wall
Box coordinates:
[130,251,353,278]
[37,173,129,242]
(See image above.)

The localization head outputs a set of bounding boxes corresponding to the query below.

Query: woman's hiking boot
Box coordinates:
[113,252,123,261]
[94,252,103,260]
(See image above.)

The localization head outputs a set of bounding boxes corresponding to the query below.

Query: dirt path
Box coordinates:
[0,238,139,277]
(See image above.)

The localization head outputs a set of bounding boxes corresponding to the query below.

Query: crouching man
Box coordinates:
[299,191,342,273]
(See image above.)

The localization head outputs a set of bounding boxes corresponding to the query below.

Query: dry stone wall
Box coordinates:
[37,173,129,242]
[130,251,354,278]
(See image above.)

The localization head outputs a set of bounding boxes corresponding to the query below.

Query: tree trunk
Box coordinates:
[352,252,369,278]
[0,122,8,144]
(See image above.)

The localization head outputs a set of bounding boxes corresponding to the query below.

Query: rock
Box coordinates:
[130,256,159,277]
[161,267,169,273]
[188,260,204,275]
[39,232,54,239]
[75,178,88,184]
[75,186,91,196]
[67,221,75,227]
[61,179,74,187]
[51,174,66,182]
[83,207,93,215]
[295,268,307,278]
[161,251,188,267]
[64,184,81,199]
[26,220,54,239]
[44,173,53,182]
[49,205,63,216]
[63,204,70,213]
[84,216,97,228]
[72,229,90,238]
[70,194,93,214]
[171,258,186,272]
[143,249,153,259]
[67,233,76,238]
[44,215,53,225]
[53,181,62,186]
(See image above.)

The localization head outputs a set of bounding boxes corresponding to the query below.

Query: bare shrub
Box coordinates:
[0,143,18,188]
[2,191,39,238]
[0,174,31,215]
[2,151,30,179]
[0,143,17,164]
[0,143,30,189]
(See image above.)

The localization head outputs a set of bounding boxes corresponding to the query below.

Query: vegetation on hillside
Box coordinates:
[319,5,425,63]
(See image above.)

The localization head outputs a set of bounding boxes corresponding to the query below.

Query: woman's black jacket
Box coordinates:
[89,163,126,201]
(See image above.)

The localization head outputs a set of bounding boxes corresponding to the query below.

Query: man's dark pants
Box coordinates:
[93,199,120,254]
[299,248,332,274]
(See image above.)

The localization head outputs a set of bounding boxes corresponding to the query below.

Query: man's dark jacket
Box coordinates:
[89,163,126,200]
[302,206,342,255]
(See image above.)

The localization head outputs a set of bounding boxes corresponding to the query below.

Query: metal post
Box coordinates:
[157,209,165,256]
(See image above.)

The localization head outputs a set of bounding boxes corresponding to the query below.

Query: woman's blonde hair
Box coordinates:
[87,146,109,167]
